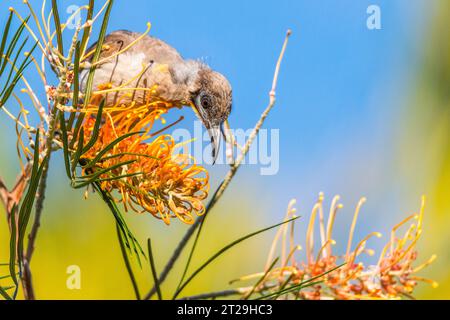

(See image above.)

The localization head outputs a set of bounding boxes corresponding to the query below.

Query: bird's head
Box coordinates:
[191,68,232,164]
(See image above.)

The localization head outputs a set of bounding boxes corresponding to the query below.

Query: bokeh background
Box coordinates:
[0,0,449,299]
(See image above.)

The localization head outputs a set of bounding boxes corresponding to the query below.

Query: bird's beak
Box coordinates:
[205,121,224,165]
[192,102,224,164]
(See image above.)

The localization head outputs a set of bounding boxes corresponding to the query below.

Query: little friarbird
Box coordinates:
[80,30,232,163]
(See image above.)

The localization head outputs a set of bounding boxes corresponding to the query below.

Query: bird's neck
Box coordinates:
[158,60,208,104]
[171,60,206,90]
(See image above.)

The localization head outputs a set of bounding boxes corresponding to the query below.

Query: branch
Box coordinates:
[143,29,292,300]
[21,109,58,300]
[178,288,246,300]
[0,166,31,225]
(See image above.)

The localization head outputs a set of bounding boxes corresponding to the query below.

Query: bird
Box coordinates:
[80,30,232,164]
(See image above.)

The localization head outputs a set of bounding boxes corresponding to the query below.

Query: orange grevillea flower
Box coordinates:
[76,89,209,225]
[235,195,437,300]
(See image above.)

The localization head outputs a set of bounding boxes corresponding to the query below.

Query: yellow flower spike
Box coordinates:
[325,198,343,257]
[413,254,437,273]
[346,197,366,259]
[390,214,417,256]
[306,201,322,264]
[77,88,209,225]
[417,195,426,230]
[241,196,436,300]
[265,199,297,271]
[315,239,336,265]
[317,192,327,252]
[344,232,383,279]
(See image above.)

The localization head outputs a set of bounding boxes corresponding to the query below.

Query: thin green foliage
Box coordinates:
[0,15,29,76]
[51,0,64,58]
[72,159,136,188]
[0,11,13,69]
[272,273,294,300]
[93,183,145,263]
[85,131,143,169]
[81,98,104,154]
[82,0,113,107]
[100,152,159,161]
[0,286,12,300]
[147,239,162,300]
[0,15,36,109]
[8,204,18,292]
[173,216,301,299]
[243,257,279,300]
[95,171,143,183]
[71,127,84,176]
[17,132,48,267]
[67,41,81,131]
[254,264,344,300]
[117,223,141,300]
[69,0,112,144]
[176,185,224,290]
[80,0,95,55]
[59,111,72,179]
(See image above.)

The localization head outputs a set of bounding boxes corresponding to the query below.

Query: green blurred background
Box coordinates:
[1,0,449,299]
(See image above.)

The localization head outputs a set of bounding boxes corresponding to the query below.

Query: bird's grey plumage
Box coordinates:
[81,30,232,162]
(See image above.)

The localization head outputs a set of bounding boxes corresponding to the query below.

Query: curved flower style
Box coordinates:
[235,195,437,300]
[77,90,209,225]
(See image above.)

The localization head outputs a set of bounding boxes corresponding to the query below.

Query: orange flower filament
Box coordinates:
[235,195,437,300]
[75,88,209,225]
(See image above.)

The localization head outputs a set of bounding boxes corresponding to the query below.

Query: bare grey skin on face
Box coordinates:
[80,30,232,163]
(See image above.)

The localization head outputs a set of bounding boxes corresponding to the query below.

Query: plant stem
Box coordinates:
[178,288,246,300]
[22,62,68,298]
[143,29,292,300]
[21,117,54,300]
[117,223,141,300]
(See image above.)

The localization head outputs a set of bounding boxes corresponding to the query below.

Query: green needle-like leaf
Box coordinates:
[85,131,143,169]
[0,17,35,109]
[117,223,141,300]
[82,98,104,154]
[0,286,12,300]
[51,0,64,58]
[243,257,279,300]
[73,159,136,189]
[0,11,13,71]
[0,41,37,107]
[94,171,143,183]
[82,0,114,107]
[0,16,30,76]
[68,41,81,131]
[147,239,162,300]
[71,127,84,176]
[80,0,95,55]
[8,204,18,291]
[59,111,72,179]
[100,152,159,161]
[93,183,145,260]
[254,264,344,300]
[173,216,300,298]
[0,37,29,96]
[17,157,48,265]
[17,132,48,270]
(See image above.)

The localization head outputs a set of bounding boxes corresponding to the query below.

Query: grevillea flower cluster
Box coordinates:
[235,194,437,300]
[75,88,209,225]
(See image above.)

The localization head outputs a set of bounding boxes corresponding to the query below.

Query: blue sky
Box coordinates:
[1,0,434,250]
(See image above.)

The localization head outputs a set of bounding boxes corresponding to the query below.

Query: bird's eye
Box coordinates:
[201,94,212,109]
